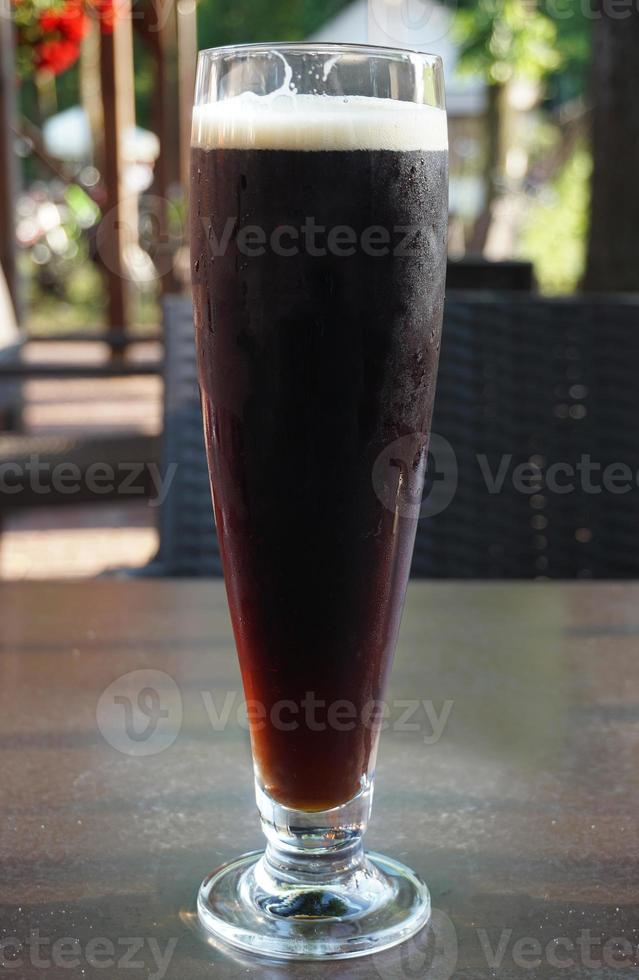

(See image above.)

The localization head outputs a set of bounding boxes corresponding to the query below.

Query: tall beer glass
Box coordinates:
[191,42,448,959]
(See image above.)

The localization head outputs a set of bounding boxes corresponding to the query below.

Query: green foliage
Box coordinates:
[13,0,60,77]
[454,0,562,84]
[519,146,591,294]
[454,0,592,98]
[132,34,156,134]
[196,0,352,51]
[23,255,106,333]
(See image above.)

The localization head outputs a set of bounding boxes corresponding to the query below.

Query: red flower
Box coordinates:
[35,37,81,74]
[39,1,88,44]
[39,7,61,31]
[58,1,88,41]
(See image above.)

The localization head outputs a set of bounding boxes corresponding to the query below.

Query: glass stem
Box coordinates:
[254,779,373,889]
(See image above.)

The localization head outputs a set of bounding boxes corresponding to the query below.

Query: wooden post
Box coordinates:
[147,0,196,293]
[150,0,179,293]
[98,0,136,352]
[177,0,197,192]
[80,18,104,160]
[0,11,20,321]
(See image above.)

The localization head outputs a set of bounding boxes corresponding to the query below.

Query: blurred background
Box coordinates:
[0,0,635,579]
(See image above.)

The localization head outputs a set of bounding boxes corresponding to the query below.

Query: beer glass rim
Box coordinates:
[196,41,443,70]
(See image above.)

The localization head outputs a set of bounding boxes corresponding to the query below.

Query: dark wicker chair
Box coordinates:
[145,296,224,576]
[446,258,534,291]
[153,293,639,579]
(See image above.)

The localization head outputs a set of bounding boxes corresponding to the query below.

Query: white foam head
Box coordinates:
[191,93,447,152]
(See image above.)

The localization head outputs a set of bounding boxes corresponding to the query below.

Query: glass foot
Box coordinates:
[197,848,430,960]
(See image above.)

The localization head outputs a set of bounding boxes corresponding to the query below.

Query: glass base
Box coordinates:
[197,848,430,960]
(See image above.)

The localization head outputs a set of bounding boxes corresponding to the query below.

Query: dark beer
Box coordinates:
[191,96,447,811]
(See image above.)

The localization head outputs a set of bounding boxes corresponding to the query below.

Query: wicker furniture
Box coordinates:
[153,293,639,579]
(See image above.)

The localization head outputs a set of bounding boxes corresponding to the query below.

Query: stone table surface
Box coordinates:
[1,580,637,979]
